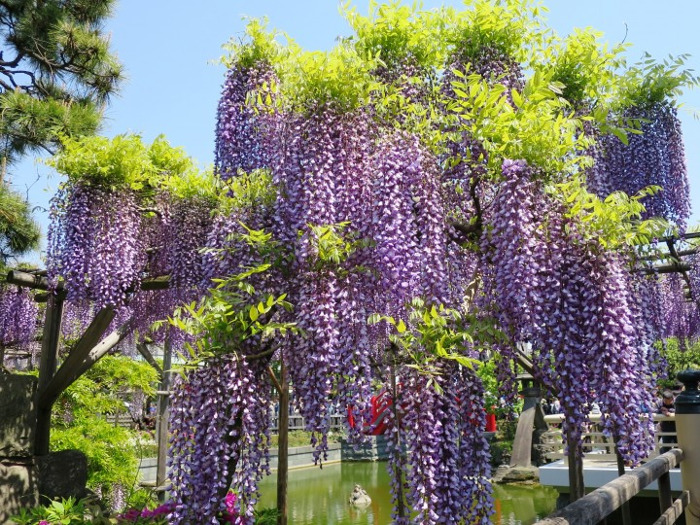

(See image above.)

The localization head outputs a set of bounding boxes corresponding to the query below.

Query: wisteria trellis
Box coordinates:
[31,2,700,524]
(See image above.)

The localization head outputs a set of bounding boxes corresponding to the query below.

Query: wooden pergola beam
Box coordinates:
[639,263,691,274]
[657,231,700,243]
[6,270,171,293]
[6,270,61,291]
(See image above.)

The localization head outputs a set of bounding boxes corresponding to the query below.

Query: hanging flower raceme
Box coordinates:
[660,272,700,346]
[687,252,700,337]
[391,365,492,525]
[480,159,546,343]
[163,195,216,300]
[585,252,656,462]
[631,273,667,377]
[168,355,271,524]
[484,159,657,465]
[272,107,377,459]
[214,61,280,180]
[47,183,146,309]
[0,284,38,349]
[589,102,690,231]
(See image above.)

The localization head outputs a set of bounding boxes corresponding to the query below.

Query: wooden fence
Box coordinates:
[537,449,687,525]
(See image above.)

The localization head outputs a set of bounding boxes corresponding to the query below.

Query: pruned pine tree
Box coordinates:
[0,183,38,269]
[0,0,123,166]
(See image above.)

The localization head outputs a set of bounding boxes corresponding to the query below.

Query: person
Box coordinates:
[551,398,561,414]
[657,390,676,453]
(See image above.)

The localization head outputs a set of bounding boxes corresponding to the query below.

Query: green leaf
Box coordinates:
[249,305,259,322]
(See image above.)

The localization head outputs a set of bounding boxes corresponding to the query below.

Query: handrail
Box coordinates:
[540,413,678,461]
[536,449,684,525]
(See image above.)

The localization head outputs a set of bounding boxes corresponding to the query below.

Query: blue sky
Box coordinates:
[8,0,700,262]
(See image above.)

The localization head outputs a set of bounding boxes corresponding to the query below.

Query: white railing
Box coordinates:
[540,413,678,463]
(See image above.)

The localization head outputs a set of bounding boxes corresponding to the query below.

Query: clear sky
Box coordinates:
[7,0,700,263]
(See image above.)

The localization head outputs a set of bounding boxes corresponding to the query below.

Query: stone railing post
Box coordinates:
[675,369,700,525]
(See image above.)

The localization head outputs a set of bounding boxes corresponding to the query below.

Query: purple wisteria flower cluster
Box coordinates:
[214,62,280,180]
[0,284,38,348]
[589,103,690,231]
[164,37,497,521]
[482,159,656,465]
[47,184,146,309]
[168,356,270,523]
[383,364,492,525]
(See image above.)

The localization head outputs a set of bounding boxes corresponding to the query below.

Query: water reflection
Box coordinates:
[493,484,559,525]
[257,462,558,524]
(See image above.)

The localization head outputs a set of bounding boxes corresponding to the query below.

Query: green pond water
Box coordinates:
[257,462,558,524]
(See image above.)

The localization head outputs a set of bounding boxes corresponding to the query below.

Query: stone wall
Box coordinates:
[0,373,39,522]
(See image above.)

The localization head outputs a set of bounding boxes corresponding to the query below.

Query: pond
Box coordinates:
[257,462,559,524]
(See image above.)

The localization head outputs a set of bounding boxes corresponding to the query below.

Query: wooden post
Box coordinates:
[35,294,64,456]
[658,470,673,513]
[563,410,584,502]
[276,361,289,525]
[615,441,632,525]
[674,369,700,525]
[38,308,115,410]
[156,337,172,501]
[136,342,163,377]
[390,359,406,521]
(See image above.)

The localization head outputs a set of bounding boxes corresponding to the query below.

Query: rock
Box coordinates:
[491,464,511,483]
[499,466,539,483]
[349,483,371,507]
[37,450,88,502]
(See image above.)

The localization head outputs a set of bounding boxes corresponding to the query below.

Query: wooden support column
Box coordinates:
[276,362,289,525]
[563,406,585,503]
[35,294,64,456]
[156,338,172,501]
[615,441,632,525]
[390,357,406,521]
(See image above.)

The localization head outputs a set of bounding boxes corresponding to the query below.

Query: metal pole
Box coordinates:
[675,369,700,525]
